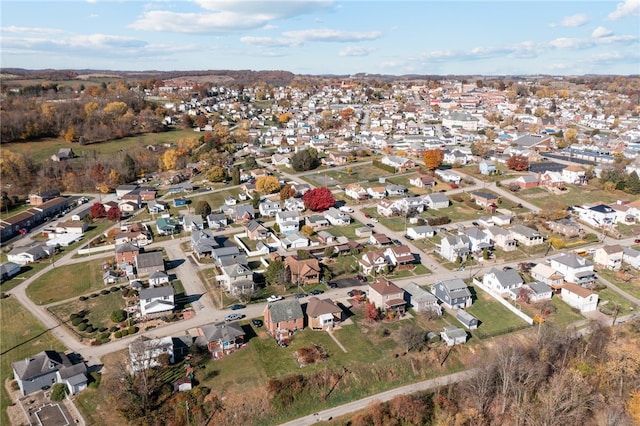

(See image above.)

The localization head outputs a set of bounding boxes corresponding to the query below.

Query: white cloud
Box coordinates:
[548,37,592,49]
[1,26,64,35]
[131,0,334,33]
[591,26,613,38]
[281,29,382,43]
[608,0,640,19]
[549,13,588,27]
[239,36,298,48]
[339,45,375,57]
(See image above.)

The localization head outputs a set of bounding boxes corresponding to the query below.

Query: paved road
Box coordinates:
[280,369,478,426]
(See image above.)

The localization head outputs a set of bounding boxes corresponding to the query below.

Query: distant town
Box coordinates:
[1,71,639,426]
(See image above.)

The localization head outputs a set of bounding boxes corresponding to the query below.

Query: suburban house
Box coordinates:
[115,242,140,265]
[470,191,499,208]
[485,226,517,251]
[560,283,599,312]
[368,277,406,315]
[380,155,415,172]
[317,230,335,245]
[191,230,219,259]
[284,255,321,285]
[404,282,441,315]
[12,351,87,396]
[217,263,254,294]
[482,267,524,295]
[386,184,407,196]
[441,325,468,346]
[206,213,228,229]
[129,336,174,372]
[226,204,255,223]
[149,270,170,286]
[510,224,544,246]
[306,297,342,331]
[305,214,330,231]
[135,251,165,277]
[377,199,400,217]
[54,221,88,235]
[279,232,309,249]
[344,184,368,200]
[195,321,246,359]
[516,175,539,189]
[512,133,553,152]
[479,160,497,175]
[358,250,389,275]
[397,197,425,214]
[245,220,270,240]
[439,235,471,262]
[406,225,435,240]
[593,244,624,270]
[539,171,565,189]
[155,217,178,235]
[550,252,596,287]
[384,245,415,268]
[574,204,617,229]
[324,207,351,226]
[409,175,436,189]
[370,233,393,247]
[276,210,300,235]
[7,243,52,265]
[0,261,21,282]
[284,197,305,212]
[182,215,204,232]
[622,247,640,269]
[547,219,583,237]
[367,186,387,199]
[148,200,168,214]
[444,149,470,165]
[431,278,473,309]
[139,286,175,316]
[512,281,553,302]
[562,165,587,185]
[212,246,246,267]
[456,310,479,330]
[264,299,305,343]
[464,228,493,253]
[530,263,565,287]
[423,193,450,209]
[442,110,479,131]
[259,200,282,217]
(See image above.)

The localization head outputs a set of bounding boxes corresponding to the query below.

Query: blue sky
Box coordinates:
[1,0,639,75]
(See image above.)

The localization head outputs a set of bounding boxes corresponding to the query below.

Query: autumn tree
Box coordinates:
[159,149,179,170]
[506,154,529,171]
[256,176,280,194]
[107,206,122,222]
[90,202,106,219]
[423,149,444,172]
[206,165,227,182]
[107,168,122,189]
[302,187,335,211]
[364,302,380,321]
[194,200,212,218]
[231,166,241,185]
[279,184,297,203]
[397,325,425,352]
[471,140,492,158]
[264,259,290,289]
[90,163,106,185]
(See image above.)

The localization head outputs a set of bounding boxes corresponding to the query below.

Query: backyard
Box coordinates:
[466,286,531,339]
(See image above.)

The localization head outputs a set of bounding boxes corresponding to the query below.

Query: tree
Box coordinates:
[206,165,227,182]
[302,187,335,211]
[111,309,126,323]
[90,202,106,218]
[279,184,297,203]
[470,140,492,158]
[50,383,68,401]
[107,206,122,222]
[300,225,314,237]
[256,176,280,194]
[107,168,122,189]
[90,163,106,184]
[397,325,425,352]
[244,157,258,170]
[625,171,640,194]
[251,191,261,209]
[231,165,241,185]
[264,259,289,288]
[194,200,212,218]
[364,302,380,321]
[506,155,529,171]
[291,149,318,172]
[423,149,444,172]
[159,148,179,170]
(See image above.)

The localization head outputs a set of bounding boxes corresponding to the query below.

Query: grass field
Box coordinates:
[26,257,112,305]
[49,290,128,336]
[466,286,531,339]
[518,184,639,209]
[0,297,66,426]
[4,128,196,163]
[597,269,640,300]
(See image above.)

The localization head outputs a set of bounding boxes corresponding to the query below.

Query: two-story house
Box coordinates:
[324,207,351,226]
[139,286,175,316]
[484,226,517,251]
[384,245,415,268]
[593,244,624,271]
[284,197,305,212]
[464,228,493,253]
[284,255,320,285]
[276,210,300,235]
[423,193,449,209]
[368,277,406,314]
[510,224,544,246]
[367,186,387,199]
[306,297,342,331]
[439,235,471,262]
[245,220,270,240]
[404,282,441,315]
[258,200,282,217]
[358,250,389,275]
[550,252,596,287]
[431,278,473,309]
[560,283,598,312]
[482,267,524,295]
[344,184,368,200]
[409,175,436,189]
[574,204,617,229]
[264,299,304,343]
[530,263,565,287]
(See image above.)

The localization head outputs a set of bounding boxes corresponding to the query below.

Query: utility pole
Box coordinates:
[185,401,190,425]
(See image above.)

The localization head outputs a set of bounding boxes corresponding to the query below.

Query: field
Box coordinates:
[517,184,639,210]
[466,286,531,339]
[26,257,112,305]
[4,128,196,164]
[0,297,66,426]
[302,163,393,187]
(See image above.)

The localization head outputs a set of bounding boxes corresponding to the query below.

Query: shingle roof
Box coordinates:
[266,299,304,323]
[139,285,174,299]
[12,350,70,380]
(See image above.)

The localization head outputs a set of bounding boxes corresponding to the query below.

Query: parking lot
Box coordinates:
[528,161,566,173]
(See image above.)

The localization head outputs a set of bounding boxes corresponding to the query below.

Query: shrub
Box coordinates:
[114,331,123,338]
[79,296,88,301]
[99,332,110,340]
[109,326,119,333]
[50,383,68,401]
[121,288,130,297]
[90,372,102,387]
[110,286,119,292]
[90,293,99,298]
[121,329,129,336]
[98,327,108,332]
[110,309,126,323]
[10,381,19,391]
[77,323,87,331]
[100,289,109,295]
[128,326,138,335]
[85,325,95,333]
[70,313,79,321]
[71,318,83,326]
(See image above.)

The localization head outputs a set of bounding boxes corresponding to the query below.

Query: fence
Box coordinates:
[472,278,534,325]
[77,244,115,255]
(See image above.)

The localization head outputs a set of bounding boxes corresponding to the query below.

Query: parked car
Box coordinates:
[327,282,338,289]
[635,239,640,243]
[225,313,244,322]
[347,289,364,298]
[252,319,263,327]
[471,221,479,226]
[293,292,307,299]
[356,274,367,283]
[309,289,324,295]
[391,239,401,246]
[366,223,375,228]
[364,213,372,219]
[370,217,379,223]
[230,304,245,310]
[266,295,283,303]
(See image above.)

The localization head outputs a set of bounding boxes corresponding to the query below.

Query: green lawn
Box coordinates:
[302,163,392,187]
[49,290,128,337]
[0,262,51,292]
[188,187,244,211]
[26,257,112,305]
[597,269,640,300]
[4,128,196,164]
[546,297,585,328]
[595,288,637,316]
[326,222,367,240]
[466,286,531,339]
[0,298,66,426]
[518,184,639,210]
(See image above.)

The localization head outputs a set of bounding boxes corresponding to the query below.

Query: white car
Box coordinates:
[266,295,284,303]
[339,206,354,213]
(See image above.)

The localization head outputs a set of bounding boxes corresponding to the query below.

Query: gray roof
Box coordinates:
[510,224,542,238]
[115,242,139,253]
[139,285,174,299]
[136,251,164,269]
[149,270,169,280]
[198,321,245,343]
[404,282,438,304]
[552,252,593,268]
[412,225,434,234]
[0,262,21,275]
[221,263,252,278]
[266,299,304,323]
[526,281,552,295]
[437,278,472,299]
[424,193,448,203]
[465,228,488,240]
[12,350,70,380]
[487,267,524,288]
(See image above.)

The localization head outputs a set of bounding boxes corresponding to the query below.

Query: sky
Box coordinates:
[1,0,639,76]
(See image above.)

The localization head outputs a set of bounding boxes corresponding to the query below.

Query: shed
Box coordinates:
[456,310,479,330]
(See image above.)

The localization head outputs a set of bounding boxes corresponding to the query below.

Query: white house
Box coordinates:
[441,325,468,346]
[376,199,400,217]
[139,286,175,316]
[423,193,450,209]
[324,207,351,226]
[511,281,552,302]
[129,336,174,372]
[435,170,462,184]
[182,215,204,232]
[367,186,387,199]
[284,197,305,212]
[560,283,598,312]
[344,184,368,200]
[484,226,517,251]
[464,228,493,253]
[510,224,544,246]
[7,243,52,265]
[594,244,624,270]
[279,232,309,249]
[574,204,617,229]
[259,200,282,217]
[439,235,470,262]
[444,149,470,165]
[550,252,596,287]
[622,247,640,269]
[530,263,565,287]
[404,282,441,315]
[406,225,435,240]
[482,267,524,295]
[358,250,388,275]
[276,210,300,235]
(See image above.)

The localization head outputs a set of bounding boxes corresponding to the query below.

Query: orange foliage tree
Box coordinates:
[423,149,444,172]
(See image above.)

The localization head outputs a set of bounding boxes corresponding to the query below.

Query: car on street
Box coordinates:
[635,239,640,243]
[266,295,284,303]
[366,223,375,228]
[327,282,338,289]
[225,313,244,322]
[391,239,401,246]
[252,319,263,327]
[370,217,379,223]
[347,289,364,297]
[309,289,324,295]
[293,292,307,299]
[364,213,372,219]
[356,274,367,283]
[230,304,245,310]
[471,221,479,226]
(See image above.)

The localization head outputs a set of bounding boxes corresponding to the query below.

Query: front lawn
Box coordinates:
[26,257,113,305]
[326,222,367,240]
[597,269,640,300]
[595,288,636,316]
[466,286,531,339]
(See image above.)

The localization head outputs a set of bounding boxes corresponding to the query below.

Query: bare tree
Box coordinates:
[397,325,425,352]
[460,362,497,418]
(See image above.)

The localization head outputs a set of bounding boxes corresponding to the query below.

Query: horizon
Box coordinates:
[1,1,639,76]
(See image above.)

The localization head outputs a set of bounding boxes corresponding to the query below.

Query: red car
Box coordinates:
[635,239,640,243]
